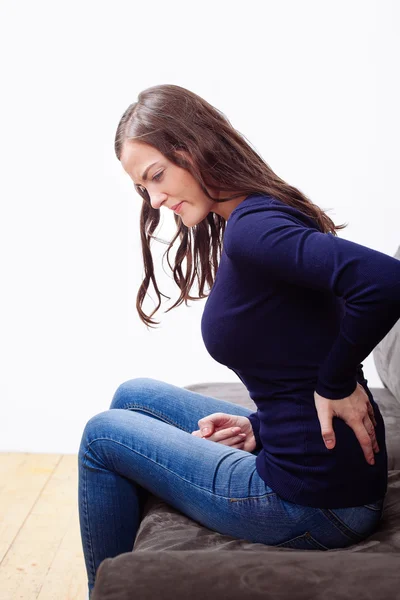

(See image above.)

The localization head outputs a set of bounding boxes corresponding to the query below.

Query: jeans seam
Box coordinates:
[117,403,190,433]
[81,449,98,586]
[85,436,238,500]
[229,492,276,502]
[277,531,329,550]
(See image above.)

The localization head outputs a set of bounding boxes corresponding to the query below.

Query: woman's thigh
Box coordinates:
[79,407,287,545]
[81,378,298,543]
[109,377,255,433]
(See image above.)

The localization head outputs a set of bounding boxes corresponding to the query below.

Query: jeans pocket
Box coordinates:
[276,531,329,551]
[321,500,385,544]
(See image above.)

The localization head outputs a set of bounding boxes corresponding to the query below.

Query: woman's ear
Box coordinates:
[174,148,194,167]
[174,148,219,200]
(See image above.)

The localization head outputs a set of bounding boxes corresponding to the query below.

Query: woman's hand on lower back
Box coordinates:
[191,412,257,453]
[314,382,379,465]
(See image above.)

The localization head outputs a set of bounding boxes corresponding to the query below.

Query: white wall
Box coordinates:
[1,0,399,453]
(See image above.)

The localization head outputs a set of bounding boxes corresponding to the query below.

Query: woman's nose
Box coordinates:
[150,193,168,210]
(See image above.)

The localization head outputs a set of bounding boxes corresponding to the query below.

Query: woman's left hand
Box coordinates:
[314,383,379,465]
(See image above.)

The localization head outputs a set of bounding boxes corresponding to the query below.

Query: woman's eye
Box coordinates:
[152,171,163,182]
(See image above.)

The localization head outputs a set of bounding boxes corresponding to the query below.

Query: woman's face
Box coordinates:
[120,141,245,226]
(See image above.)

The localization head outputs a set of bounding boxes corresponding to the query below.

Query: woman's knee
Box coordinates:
[78,408,139,463]
[78,410,111,462]
[109,377,160,410]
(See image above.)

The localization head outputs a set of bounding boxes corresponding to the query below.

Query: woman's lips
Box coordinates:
[173,202,185,214]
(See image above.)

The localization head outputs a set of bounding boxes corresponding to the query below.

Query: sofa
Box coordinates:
[92,246,400,600]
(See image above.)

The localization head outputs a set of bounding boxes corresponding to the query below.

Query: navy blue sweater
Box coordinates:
[201,193,400,508]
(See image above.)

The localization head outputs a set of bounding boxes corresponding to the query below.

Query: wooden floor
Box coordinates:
[0,453,87,599]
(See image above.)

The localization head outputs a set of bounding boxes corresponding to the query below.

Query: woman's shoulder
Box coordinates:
[226,193,322,237]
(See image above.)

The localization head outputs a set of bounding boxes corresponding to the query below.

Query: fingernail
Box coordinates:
[370,458,375,465]
[201,428,209,434]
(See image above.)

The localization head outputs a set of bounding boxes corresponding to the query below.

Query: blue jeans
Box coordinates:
[78,377,385,596]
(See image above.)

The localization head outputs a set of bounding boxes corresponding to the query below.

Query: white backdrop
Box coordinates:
[0,0,399,453]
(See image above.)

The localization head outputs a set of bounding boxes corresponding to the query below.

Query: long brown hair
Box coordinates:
[114,84,347,328]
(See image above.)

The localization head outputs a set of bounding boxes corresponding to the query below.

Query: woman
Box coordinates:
[78,84,400,597]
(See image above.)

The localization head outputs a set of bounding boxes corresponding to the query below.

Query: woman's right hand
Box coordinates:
[191,412,257,453]
[314,382,379,464]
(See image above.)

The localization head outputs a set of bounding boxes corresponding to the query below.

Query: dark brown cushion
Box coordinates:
[93,548,400,600]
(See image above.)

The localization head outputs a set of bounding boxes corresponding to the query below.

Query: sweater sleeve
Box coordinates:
[246,411,263,450]
[225,209,400,399]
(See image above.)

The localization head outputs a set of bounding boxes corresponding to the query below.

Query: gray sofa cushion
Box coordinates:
[376,387,400,470]
[373,245,400,404]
